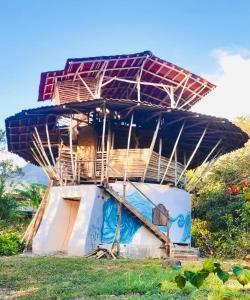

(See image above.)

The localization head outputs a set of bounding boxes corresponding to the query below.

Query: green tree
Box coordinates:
[15,183,46,214]
[0,130,22,220]
[190,117,250,258]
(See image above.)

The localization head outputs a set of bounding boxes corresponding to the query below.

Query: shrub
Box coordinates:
[192,191,250,258]
[191,219,212,257]
[0,233,25,256]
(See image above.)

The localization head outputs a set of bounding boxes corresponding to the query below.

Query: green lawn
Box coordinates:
[0,256,249,299]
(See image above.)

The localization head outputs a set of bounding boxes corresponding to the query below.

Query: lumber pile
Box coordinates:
[22,181,53,249]
[84,246,117,260]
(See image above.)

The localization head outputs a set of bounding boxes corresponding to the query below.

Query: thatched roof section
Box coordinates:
[6,99,248,169]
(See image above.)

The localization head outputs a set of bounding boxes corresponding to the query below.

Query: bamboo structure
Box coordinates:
[5,51,248,255]
[22,181,53,248]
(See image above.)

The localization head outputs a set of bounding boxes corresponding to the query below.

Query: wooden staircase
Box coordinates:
[101,183,170,247]
[170,244,200,261]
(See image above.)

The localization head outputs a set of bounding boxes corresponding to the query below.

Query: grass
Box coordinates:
[0,256,249,299]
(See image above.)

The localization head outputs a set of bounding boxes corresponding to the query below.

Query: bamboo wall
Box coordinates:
[57,147,185,185]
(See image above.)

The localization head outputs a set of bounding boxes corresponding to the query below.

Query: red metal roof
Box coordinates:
[38,51,215,109]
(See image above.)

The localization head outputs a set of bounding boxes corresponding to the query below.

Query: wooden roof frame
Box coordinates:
[5,98,248,169]
[38,51,215,109]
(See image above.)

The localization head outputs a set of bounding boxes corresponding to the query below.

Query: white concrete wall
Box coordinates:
[33,182,191,258]
[33,185,104,255]
[109,182,191,245]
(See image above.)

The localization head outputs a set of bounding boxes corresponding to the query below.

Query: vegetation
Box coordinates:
[190,116,250,259]
[0,257,249,300]
[0,130,45,255]
[174,258,250,289]
[0,233,24,256]
[15,183,46,215]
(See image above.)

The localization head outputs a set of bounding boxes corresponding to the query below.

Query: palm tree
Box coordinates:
[15,183,46,215]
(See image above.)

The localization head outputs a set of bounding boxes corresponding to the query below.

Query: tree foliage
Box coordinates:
[174,259,249,289]
[191,117,250,258]
[15,183,46,213]
[0,130,23,220]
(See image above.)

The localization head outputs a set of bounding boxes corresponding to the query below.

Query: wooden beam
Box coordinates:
[186,138,222,187]
[142,115,161,181]
[160,122,185,184]
[45,123,56,166]
[101,108,107,182]
[78,74,95,98]
[157,138,162,182]
[176,126,208,185]
[69,116,76,183]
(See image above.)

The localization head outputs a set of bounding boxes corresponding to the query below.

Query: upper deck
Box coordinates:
[6,99,248,190]
[38,51,215,110]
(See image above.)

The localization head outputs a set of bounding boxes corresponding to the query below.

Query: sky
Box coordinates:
[0,0,250,165]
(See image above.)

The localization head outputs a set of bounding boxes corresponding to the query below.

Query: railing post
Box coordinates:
[113,112,134,256]
[101,108,107,182]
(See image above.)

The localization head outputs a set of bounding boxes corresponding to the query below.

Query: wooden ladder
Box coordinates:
[101,184,169,246]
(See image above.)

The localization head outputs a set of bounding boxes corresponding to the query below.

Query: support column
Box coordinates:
[101,108,107,182]
[142,115,162,182]
[157,138,162,182]
[176,126,208,185]
[113,112,134,256]
[160,122,185,184]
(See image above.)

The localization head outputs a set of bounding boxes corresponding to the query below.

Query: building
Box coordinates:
[5,51,248,259]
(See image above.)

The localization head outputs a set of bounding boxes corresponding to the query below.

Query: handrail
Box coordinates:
[106,164,170,225]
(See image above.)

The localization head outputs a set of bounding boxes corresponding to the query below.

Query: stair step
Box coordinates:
[171,250,198,255]
[170,254,199,261]
[103,184,169,245]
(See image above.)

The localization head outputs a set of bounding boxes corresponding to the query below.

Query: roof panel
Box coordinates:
[38,51,216,109]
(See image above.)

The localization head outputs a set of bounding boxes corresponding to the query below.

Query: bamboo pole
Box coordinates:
[78,74,95,98]
[22,180,53,249]
[188,148,223,192]
[174,147,178,186]
[105,121,112,180]
[30,148,50,178]
[45,122,56,166]
[33,128,56,178]
[142,115,161,182]
[160,122,185,184]
[157,138,162,182]
[101,108,107,182]
[186,138,222,187]
[69,116,76,183]
[176,126,208,185]
[113,113,134,256]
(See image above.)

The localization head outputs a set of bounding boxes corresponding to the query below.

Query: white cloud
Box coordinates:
[192,49,250,121]
[0,150,27,167]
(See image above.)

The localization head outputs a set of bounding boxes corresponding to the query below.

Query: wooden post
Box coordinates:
[34,128,54,174]
[78,74,95,98]
[174,146,178,186]
[45,122,56,166]
[101,108,107,182]
[114,112,134,256]
[105,121,112,180]
[142,115,161,182]
[124,113,134,183]
[176,126,208,185]
[22,180,53,249]
[160,122,185,184]
[188,148,223,192]
[69,116,76,183]
[187,140,222,190]
[157,138,162,182]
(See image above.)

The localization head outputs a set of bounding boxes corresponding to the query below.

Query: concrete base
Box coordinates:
[32,183,191,258]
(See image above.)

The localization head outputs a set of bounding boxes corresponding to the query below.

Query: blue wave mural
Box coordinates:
[101,191,191,244]
[101,198,141,243]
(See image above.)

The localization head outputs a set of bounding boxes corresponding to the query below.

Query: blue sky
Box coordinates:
[0,0,250,130]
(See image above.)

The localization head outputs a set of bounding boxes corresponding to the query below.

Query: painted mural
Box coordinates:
[101,191,191,244]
